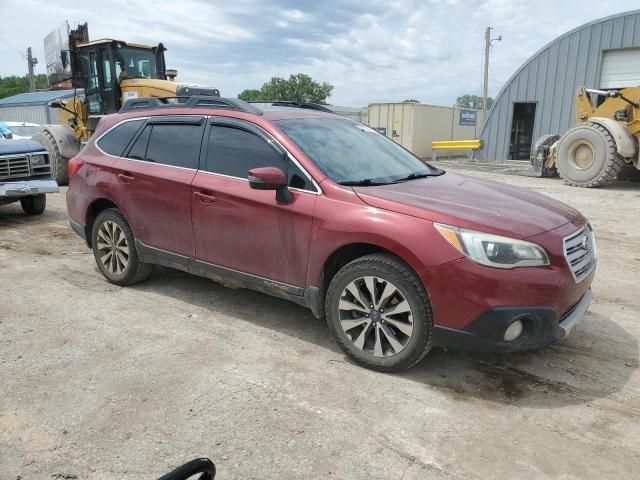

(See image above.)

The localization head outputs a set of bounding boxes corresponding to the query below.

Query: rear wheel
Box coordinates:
[20,194,46,215]
[325,254,433,372]
[530,134,560,177]
[91,209,153,285]
[556,122,625,187]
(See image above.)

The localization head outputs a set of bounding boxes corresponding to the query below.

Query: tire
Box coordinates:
[556,122,625,187]
[91,209,153,286]
[32,129,69,185]
[530,134,560,177]
[20,194,46,215]
[325,253,433,372]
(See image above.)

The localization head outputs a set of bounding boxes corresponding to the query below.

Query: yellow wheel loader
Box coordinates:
[531,85,640,187]
[33,23,218,184]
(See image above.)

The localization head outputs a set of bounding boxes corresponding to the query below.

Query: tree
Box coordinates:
[456,94,493,110]
[238,73,334,104]
[0,74,48,99]
[402,99,420,103]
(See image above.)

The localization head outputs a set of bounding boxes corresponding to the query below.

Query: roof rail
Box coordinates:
[120,96,263,115]
[265,101,335,113]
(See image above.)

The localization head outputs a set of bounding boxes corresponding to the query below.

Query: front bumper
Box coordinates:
[0,178,59,198]
[434,289,592,352]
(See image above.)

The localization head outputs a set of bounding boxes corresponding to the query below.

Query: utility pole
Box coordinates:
[482,27,501,125]
[27,47,38,92]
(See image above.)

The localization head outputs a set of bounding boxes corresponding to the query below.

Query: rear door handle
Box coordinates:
[117,173,135,184]
[194,191,217,204]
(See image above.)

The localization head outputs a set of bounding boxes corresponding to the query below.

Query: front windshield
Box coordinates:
[115,47,157,79]
[276,118,438,184]
[8,125,39,137]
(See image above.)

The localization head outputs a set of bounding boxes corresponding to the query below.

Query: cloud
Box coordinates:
[1,0,639,106]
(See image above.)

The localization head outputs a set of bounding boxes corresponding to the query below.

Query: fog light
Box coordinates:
[503,320,524,342]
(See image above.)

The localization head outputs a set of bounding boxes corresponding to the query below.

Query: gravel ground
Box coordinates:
[1,166,639,480]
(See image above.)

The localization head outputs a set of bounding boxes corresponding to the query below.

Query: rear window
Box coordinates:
[97,119,145,157]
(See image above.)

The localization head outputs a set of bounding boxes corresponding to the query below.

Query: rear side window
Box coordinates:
[97,119,144,157]
[124,123,203,169]
[206,125,314,190]
[127,125,151,160]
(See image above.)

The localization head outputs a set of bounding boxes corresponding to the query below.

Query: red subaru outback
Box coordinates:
[66,97,595,372]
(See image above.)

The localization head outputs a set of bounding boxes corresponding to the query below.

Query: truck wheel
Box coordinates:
[20,194,46,215]
[556,122,625,187]
[91,209,154,286]
[530,134,560,177]
[32,129,69,185]
[325,253,433,372]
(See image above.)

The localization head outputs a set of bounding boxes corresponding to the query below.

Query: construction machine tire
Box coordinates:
[32,129,69,185]
[530,134,560,177]
[556,122,625,188]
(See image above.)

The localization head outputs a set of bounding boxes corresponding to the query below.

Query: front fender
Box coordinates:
[589,117,636,158]
[305,194,463,288]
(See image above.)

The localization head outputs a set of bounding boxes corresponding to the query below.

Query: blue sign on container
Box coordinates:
[459,109,477,126]
[373,127,387,135]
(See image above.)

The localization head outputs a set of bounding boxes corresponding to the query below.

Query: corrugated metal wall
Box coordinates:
[476,10,640,161]
[0,104,61,125]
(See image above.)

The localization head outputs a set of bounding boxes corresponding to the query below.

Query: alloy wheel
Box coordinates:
[96,220,130,275]
[338,276,414,357]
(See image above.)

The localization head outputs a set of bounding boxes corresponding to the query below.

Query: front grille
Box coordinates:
[563,225,596,283]
[0,155,30,180]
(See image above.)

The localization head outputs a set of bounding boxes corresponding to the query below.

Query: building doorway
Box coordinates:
[509,103,536,160]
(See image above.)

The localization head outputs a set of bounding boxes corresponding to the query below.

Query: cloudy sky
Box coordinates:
[1,0,638,106]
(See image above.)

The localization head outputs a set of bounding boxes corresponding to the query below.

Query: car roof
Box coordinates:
[101,105,348,132]
[3,121,40,127]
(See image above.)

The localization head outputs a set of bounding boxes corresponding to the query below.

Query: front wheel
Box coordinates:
[556,122,625,187]
[91,209,153,286]
[325,254,433,372]
[20,194,46,215]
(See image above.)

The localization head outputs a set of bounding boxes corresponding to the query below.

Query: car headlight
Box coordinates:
[30,154,46,166]
[434,223,549,269]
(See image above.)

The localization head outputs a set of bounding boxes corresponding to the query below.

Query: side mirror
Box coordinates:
[248,166,292,203]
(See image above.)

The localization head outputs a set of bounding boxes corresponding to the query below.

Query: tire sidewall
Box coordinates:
[326,259,432,371]
[20,194,46,215]
[91,209,140,285]
[556,124,610,184]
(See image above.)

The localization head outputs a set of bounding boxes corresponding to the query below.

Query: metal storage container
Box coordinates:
[368,102,484,158]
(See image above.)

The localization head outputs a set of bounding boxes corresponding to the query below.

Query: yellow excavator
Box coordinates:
[33,23,219,184]
[531,85,640,187]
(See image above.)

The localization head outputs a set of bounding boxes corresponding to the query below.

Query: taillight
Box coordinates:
[67,157,85,178]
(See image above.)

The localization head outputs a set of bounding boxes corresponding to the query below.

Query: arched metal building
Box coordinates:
[476,10,640,161]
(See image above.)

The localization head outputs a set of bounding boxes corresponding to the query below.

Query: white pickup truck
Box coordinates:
[0,139,59,215]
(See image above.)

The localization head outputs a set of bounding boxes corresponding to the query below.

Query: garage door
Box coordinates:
[600,48,640,88]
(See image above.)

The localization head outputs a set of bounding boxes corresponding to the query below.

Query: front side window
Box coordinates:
[97,119,145,157]
[115,47,157,79]
[276,118,440,184]
[206,125,314,191]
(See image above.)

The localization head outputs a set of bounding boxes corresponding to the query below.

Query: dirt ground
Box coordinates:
[1,166,639,480]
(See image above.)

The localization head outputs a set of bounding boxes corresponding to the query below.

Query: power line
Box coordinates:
[0,36,26,59]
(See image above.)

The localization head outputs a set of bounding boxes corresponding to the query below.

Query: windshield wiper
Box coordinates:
[392,170,444,183]
[338,178,392,186]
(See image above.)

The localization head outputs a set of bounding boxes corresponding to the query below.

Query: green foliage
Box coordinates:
[238,73,334,104]
[456,94,493,110]
[0,74,48,100]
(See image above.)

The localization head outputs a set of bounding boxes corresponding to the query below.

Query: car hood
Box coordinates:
[0,139,46,155]
[353,172,584,239]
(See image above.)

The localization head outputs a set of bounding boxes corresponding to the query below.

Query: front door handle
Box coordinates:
[194,191,217,204]
[117,173,135,184]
